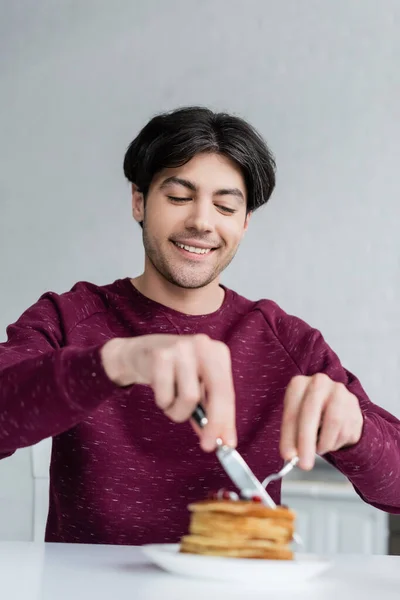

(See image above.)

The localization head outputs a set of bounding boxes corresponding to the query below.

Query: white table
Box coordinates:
[1,541,399,600]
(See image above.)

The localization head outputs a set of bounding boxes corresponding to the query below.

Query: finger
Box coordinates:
[151,348,176,411]
[297,374,333,470]
[339,394,364,448]
[320,409,363,454]
[316,393,345,455]
[280,375,309,461]
[189,382,207,438]
[196,338,236,452]
[164,345,202,423]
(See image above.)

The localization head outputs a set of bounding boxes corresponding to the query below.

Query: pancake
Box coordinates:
[180,498,295,560]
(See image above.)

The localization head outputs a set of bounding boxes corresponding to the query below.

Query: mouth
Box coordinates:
[171,241,218,260]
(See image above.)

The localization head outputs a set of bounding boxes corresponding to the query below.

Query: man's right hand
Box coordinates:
[100,334,236,452]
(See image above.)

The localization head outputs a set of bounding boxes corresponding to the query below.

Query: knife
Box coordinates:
[192,404,277,509]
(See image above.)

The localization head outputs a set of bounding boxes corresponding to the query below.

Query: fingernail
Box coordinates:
[301,459,314,471]
[201,437,216,452]
[283,447,297,460]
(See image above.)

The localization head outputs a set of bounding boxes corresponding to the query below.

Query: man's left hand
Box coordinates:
[280,373,364,470]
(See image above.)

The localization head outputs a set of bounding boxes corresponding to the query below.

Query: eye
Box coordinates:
[168,196,192,203]
[217,205,237,215]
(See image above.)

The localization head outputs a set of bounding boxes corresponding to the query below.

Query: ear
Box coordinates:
[243,211,252,234]
[131,184,145,222]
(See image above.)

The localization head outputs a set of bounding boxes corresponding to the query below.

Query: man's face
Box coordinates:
[132,152,250,289]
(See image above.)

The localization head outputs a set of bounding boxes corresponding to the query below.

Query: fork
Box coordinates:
[261,457,304,548]
[261,456,300,488]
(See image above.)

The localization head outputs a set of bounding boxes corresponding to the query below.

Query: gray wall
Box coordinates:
[0,0,399,540]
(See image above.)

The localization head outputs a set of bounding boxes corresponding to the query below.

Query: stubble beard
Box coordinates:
[142,223,238,290]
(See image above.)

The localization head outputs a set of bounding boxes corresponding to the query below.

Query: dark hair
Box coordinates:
[123,106,276,227]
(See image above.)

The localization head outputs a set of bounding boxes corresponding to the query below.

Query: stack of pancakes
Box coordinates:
[180,499,295,560]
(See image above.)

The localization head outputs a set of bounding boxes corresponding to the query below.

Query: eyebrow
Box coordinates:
[160,176,197,193]
[159,176,245,203]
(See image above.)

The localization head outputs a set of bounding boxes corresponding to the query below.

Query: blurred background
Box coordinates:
[0,0,399,553]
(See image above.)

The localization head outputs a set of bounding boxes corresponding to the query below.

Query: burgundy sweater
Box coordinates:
[0,278,399,545]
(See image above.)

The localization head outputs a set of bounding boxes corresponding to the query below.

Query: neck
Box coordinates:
[131,264,225,316]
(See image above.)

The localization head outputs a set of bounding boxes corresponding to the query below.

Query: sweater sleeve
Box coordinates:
[0,294,121,457]
[271,305,400,513]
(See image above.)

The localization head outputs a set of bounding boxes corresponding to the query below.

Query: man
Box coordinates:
[0,107,399,546]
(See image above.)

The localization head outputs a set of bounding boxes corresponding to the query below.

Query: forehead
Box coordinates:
[152,152,247,194]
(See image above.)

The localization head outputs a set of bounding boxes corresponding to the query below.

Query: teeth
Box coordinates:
[175,242,211,255]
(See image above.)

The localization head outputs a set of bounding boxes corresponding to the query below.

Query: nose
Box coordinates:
[184,199,214,233]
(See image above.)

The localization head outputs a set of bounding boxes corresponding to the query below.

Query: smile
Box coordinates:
[172,241,217,259]
[173,242,213,255]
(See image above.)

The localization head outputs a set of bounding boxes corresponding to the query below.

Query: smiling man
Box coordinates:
[0,106,399,545]
[136,154,246,290]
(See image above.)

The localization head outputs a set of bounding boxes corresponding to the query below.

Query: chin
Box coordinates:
[166,272,218,290]
[171,279,215,290]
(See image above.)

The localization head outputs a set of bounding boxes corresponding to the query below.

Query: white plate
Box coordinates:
[142,544,332,589]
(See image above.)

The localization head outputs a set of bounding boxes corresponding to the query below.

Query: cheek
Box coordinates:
[220,220,246,245]
[145,204,170,231]
[148,201,185,229]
